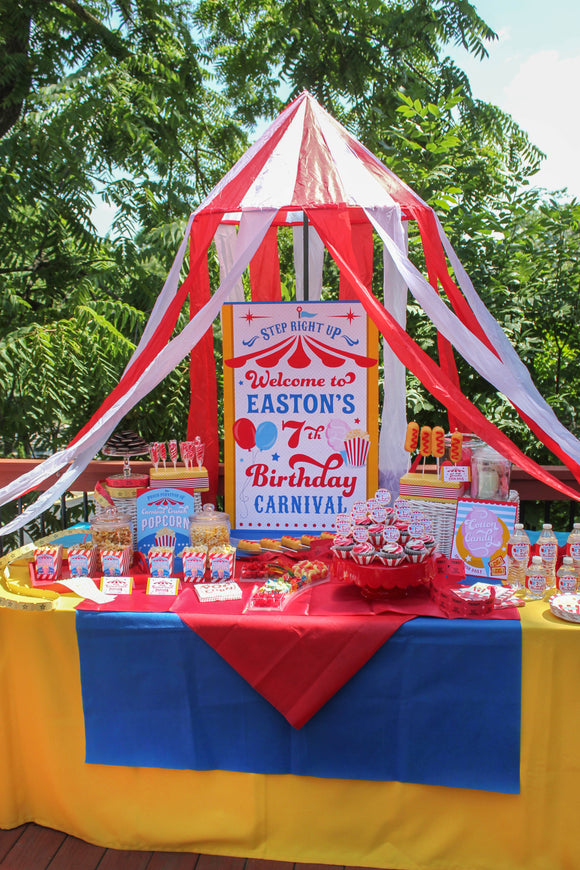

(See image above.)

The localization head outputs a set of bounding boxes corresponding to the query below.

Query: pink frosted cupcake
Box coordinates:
[332,535,354,559]
[394,521,410,543]
[377,542,406,567]
[351,542,376,566]
[421,534,437,555]
[383,507,395,525]
[367,523,385,548]
[404,537,428,563]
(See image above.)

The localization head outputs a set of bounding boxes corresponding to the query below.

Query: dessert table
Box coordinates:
[1,540,579,870]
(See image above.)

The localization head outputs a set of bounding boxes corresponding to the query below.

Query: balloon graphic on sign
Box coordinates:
[232,418,256,450]
[255,421,278,451]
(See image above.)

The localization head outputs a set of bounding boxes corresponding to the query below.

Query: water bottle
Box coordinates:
[566,522,580,570]
[524,556,547,600]
[555,556,578,594]
[536,524,558,590]
[506,523,530,589]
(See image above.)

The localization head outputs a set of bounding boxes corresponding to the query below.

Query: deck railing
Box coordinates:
[0,458,578,555]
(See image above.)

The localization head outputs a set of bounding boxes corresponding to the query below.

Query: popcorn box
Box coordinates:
[68,544,99,577]
[208,546,236,582]
[34,545,63,579]
[100,547,132,576]
[344,429,371,467]
[182,547,207,581]
[147,546,175,578]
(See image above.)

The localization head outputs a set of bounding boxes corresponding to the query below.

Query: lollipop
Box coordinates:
[193,435,205,469]
[169,439,178,470]
[150,442,160,470]
[159,441,167,469]
[179,441,189,468]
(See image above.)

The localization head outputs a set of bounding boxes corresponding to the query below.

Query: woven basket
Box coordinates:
[398,489,520,558]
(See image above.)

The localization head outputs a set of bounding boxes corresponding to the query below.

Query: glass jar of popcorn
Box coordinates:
[188,504,231,549]
[90,508,134,563]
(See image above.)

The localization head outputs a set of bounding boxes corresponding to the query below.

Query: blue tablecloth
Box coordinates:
[77,610,521,793]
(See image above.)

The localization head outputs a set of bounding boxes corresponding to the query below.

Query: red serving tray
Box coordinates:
[331,554,438,599]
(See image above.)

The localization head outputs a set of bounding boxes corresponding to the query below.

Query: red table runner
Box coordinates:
[171,582,413,728]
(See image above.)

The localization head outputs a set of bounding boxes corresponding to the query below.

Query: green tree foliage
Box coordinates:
[0,0,244,454]
[0,0,578,472]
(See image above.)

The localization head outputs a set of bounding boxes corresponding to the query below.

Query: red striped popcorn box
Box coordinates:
[154,527,176,549]
[147,546,175,578]
[100,547,132,576]
[344,429,371,467]
[208,545,236,582]
[182,547,207,582]
[68,544,98,577]
[34,545,63,579]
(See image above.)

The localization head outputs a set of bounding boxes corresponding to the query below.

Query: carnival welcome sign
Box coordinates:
[223,301,378,530]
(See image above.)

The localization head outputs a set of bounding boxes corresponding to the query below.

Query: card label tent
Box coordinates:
[223,301,379,529]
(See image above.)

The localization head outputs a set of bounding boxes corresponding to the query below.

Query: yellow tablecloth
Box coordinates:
[1,561,579,870]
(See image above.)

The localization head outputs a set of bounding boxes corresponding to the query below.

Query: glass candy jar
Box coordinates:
[470,445,511,501]
[188,504,231,549]
[90,507,134,561]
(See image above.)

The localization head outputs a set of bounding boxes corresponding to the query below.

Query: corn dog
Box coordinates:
[404,421,420,453]
[237,539,262,553]
[419,426,432,457]
[431,426,445,458]
[450,431,463,463]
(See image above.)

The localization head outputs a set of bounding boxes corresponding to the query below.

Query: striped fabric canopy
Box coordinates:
[2,91,579,534]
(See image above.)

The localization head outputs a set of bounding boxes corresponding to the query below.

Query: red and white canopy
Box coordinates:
[2,91,579,533]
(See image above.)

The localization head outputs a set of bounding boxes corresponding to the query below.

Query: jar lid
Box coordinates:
[90,507,131,528]
[188,503,230,525]
[472,444,509,461]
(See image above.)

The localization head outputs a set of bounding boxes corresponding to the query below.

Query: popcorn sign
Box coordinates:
[223,301,379,529]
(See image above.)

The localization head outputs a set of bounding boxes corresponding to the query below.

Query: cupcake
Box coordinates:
[332,535,354,559]
[351,542,376,566]
[383,507,395,525]
[377,542,406,567]
[421,534,437,555]
[367,523,385,547]
[394,521,410,543]
[404,537,428,563]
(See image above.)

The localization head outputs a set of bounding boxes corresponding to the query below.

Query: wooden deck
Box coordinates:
[0,823,390,870]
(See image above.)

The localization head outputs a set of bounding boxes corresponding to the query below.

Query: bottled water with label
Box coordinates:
[537,524,558,590]
[566,522,580,571]
[506,523,530,589]
[555,557,578,594]
[524,556,547,600]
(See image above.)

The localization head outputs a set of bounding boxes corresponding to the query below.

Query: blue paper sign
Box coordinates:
[136,488,197,572]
